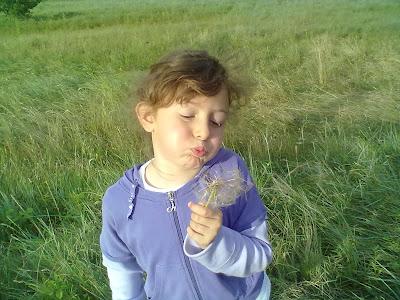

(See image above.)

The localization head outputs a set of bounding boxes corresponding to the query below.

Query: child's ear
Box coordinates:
[135,102,156,133]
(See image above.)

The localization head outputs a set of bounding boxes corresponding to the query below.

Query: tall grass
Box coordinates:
[1,0,399,299]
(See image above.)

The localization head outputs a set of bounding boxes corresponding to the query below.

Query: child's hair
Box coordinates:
[136,49,245,109]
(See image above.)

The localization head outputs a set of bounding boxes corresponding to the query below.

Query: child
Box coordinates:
[100,50,272,300]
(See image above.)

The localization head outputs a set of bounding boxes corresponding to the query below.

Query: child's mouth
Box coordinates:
[192,147,206,157]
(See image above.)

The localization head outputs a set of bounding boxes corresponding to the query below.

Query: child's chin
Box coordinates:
[187,155,206,168]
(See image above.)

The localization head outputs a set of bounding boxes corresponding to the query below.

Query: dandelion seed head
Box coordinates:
[195,166,253,209]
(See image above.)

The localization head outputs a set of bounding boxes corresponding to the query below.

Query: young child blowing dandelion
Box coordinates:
[100,50,272,299]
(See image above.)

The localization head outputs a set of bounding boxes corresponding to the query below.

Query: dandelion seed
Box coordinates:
[195,166,253,209]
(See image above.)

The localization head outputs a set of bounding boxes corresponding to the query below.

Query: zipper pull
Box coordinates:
[167,191,176,213]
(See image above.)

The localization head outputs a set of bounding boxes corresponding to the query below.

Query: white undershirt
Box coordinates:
[139,159,186,193]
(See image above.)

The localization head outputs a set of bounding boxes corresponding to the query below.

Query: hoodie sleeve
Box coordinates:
[103,255,146,300]
[183,220,272,277]
[100,186,145,300]
[100,186,135,262]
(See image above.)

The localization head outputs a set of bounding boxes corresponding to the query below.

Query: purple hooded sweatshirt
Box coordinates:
[100,148,271,299]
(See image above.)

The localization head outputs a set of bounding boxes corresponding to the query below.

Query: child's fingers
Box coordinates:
[190,211,221,227]
[187,224,219,250]
[190,211,208,224]
[187,202,223,249]
[189,219,209,234]
[188,201,211,216]
[188,201,220,218]
[190,212,222,235]
[187,227,205,246]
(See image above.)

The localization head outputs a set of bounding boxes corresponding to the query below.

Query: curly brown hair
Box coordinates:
[136,49,245,109]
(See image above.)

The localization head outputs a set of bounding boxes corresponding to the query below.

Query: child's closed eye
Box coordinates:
[211,120,223,127]
[180,114,224,127]
[180,114,194,119]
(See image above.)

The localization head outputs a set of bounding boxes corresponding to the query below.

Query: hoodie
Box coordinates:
[100,148,272,299]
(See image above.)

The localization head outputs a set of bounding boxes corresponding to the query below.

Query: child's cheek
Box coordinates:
[210,136,223,153]
[211,129,224,143]
[170,124,192,143]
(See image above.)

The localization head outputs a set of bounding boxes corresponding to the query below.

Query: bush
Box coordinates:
[0,0,41,17]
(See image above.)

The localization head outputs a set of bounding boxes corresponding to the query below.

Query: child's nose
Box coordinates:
[194,121,210,141]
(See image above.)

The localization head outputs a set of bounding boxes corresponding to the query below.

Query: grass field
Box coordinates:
[1,0,399,299]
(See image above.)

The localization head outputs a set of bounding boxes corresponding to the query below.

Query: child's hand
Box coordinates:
[187,201,223,249]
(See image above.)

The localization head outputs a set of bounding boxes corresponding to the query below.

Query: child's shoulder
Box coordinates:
[101,166,138,208]
[204,147,254,192]
[212,147,251,175]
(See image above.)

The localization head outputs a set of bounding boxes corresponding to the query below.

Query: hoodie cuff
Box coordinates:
[183,235,205,255]
[183,226,237,271]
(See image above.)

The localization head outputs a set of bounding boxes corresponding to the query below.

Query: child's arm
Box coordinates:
[184,217,272,277]
[184,186,272,277]
[100,186,146,300]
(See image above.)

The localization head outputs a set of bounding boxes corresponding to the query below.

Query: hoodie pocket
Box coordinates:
[147,264,192,300]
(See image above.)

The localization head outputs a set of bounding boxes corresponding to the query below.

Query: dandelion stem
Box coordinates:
[205,184,218,208]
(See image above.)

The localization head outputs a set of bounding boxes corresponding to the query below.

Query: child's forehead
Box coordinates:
[179,97,228,112]
[178,89,229,109]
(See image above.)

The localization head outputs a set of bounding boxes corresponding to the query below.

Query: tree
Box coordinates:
[0,0,41,17]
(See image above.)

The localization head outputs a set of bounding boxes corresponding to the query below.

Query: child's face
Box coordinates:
[150,88,229,171]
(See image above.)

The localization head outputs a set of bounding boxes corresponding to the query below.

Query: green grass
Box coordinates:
[1,0,399,299]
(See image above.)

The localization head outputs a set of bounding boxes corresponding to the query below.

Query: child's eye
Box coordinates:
[211,120,223,127]
[180,115,194,119]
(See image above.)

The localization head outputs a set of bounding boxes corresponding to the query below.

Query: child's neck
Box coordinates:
[145,159,201,190]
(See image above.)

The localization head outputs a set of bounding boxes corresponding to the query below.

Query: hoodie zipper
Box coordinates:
[167,191,203,300]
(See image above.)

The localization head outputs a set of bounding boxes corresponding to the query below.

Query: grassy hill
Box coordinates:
[1,0,399,299]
